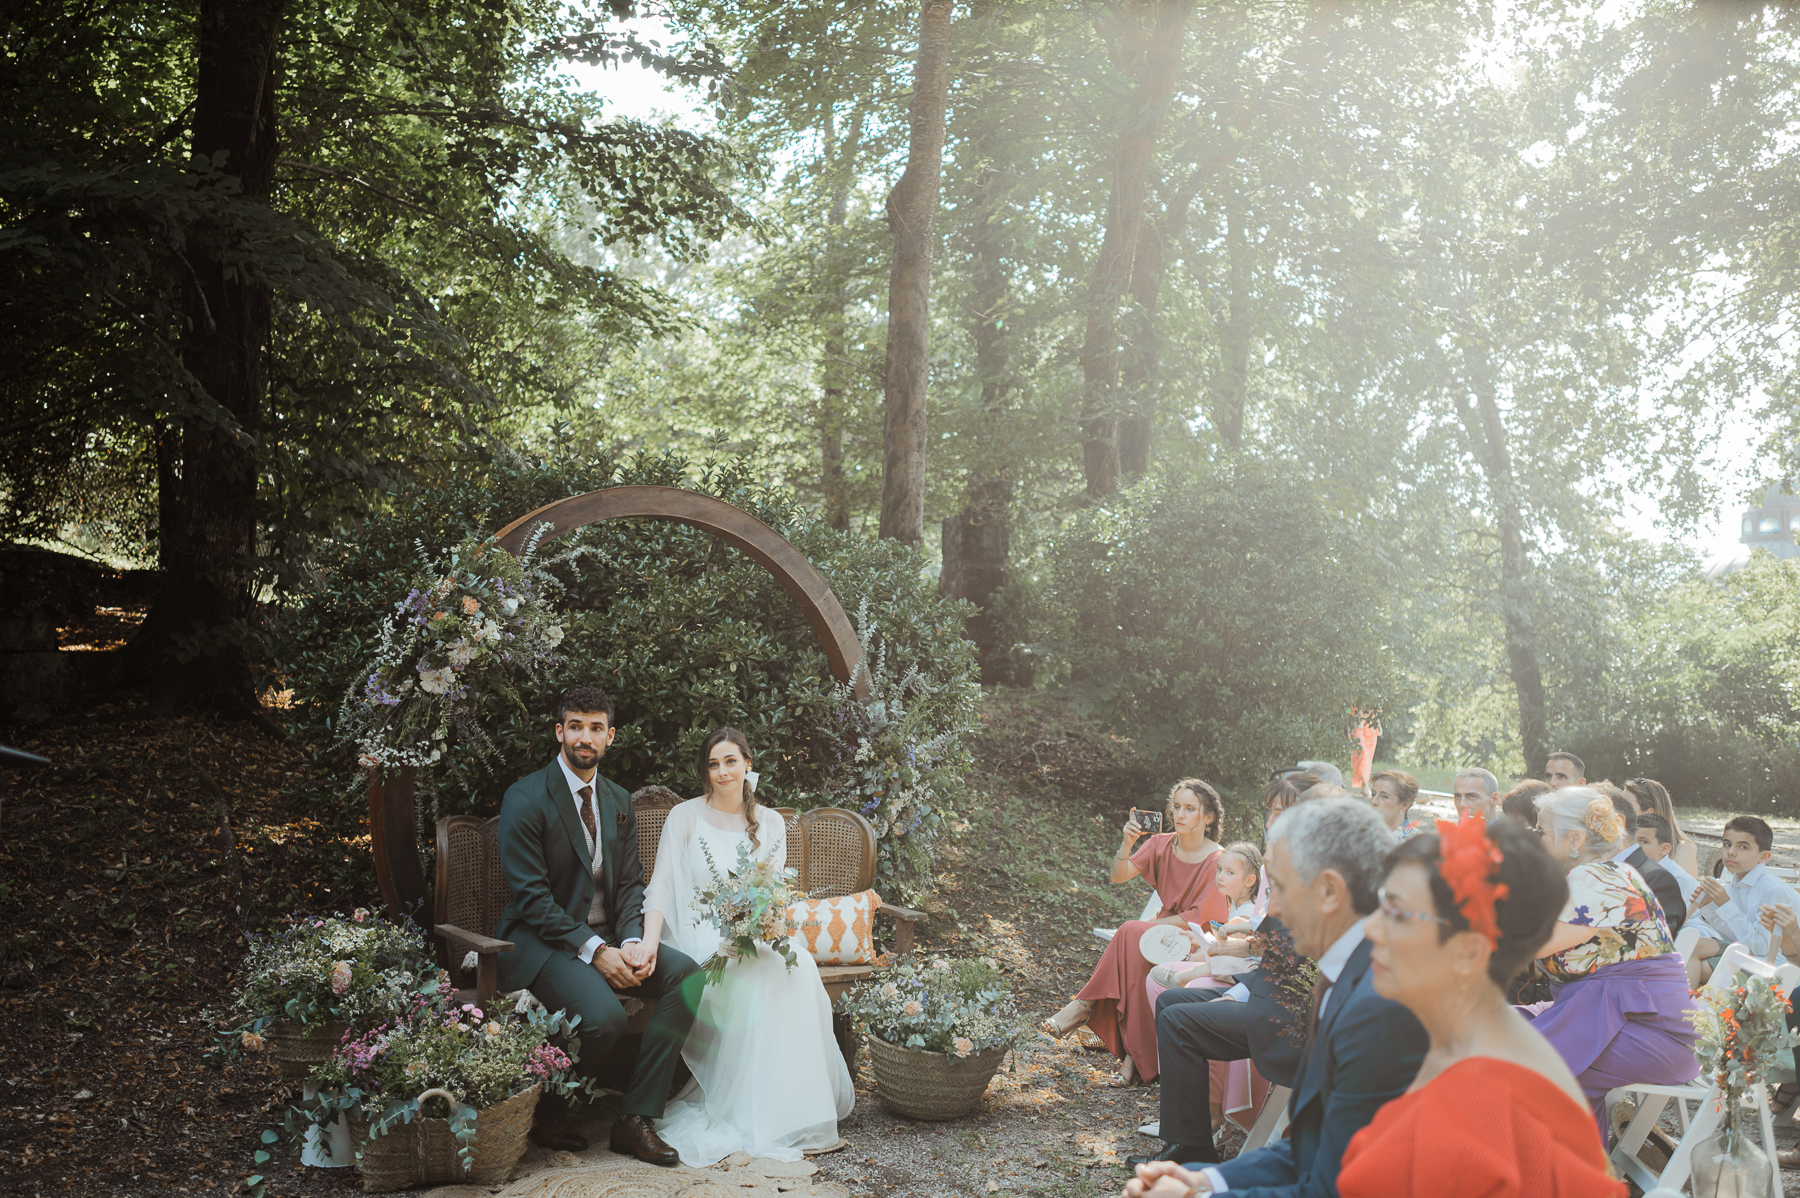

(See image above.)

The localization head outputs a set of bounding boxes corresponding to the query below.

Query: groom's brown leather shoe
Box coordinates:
[610,1114,679,1166]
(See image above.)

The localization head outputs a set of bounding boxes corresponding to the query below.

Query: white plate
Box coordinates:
[1139,924,1192,965]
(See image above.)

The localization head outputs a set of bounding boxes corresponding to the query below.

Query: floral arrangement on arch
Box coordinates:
[839,956,1032,1058]
[812,601,974,899]
[335,531,566,787]
[691,841,802,986]
[1688,972,1800,1110]
[230,909,442,1039]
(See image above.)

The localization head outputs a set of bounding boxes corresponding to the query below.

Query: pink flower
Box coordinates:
[953,1037,974,1058]
[241,1032,264,1052]
[357,753,381,770]
[330,961,353,995]
[902,1000,923,1017]
[352,908,369,923]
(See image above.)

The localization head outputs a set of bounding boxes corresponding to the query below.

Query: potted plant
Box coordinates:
[1687,971,1800,1198]
[841,956,1031,1120]
[231,909,441,1081]
[300,985,584,1192]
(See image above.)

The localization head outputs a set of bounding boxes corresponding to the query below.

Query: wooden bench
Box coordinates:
[432,788,924,1062]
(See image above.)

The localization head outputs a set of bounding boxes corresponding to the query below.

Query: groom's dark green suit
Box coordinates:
[496,758,699,1118]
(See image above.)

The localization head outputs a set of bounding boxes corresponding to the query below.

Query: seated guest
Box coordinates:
[1623,777,1700,878]
[1527,787,1696,1142]
[1293,761,1344,788]
[1755,903,1800,1134]
[1498,779,1550,829]
[1127,798,1427,1196]
[1451,768,1500,820]
[1336,817,1623,1198]
[1631,812,1700,917]
[1369,770,1423,841]
[1595,783,1685,935]
[1687,814,1797,983]
[1047,779,1230,1083]
[1545,751,1586,787]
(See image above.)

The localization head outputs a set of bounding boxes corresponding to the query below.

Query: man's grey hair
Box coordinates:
[1455,767,1499,796]
[1299,783,1350,801]
[1295,761,1343,788]
[1266,797,1391,915]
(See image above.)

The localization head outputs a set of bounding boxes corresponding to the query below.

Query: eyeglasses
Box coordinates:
[1376,886,1447,929]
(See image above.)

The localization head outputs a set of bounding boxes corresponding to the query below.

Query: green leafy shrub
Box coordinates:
[1037,462,1401,792]
[274,448,978,897]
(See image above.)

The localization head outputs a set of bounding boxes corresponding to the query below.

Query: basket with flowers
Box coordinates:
[839,956,1033,1119]
[228,909,441,1080]
[691,840,804,985]
[298,985,585,1191]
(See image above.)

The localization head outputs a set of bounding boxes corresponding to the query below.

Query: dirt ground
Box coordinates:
[9,691,1800,1197]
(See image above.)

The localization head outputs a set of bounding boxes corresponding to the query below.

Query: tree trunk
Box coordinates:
[1078,0,1192,499]
[819,102,868,533]
[1119,164,1208,476]
[1457,340,1549,770]
[879,0,955,544]
[1208,203,1252,449]
[125,0,283,709]
[941,89,1018,683]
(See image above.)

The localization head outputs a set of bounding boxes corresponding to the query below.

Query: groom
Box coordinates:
[496,684,699,1164]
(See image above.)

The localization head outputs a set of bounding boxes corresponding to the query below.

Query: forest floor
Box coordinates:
[8,690,1800,1197]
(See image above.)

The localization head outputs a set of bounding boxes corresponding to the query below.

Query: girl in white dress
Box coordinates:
[639,726,855,1166]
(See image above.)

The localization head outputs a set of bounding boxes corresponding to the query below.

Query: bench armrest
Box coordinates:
[876,905,926,956]
[435,924,514,954]
[435,924,514,1005]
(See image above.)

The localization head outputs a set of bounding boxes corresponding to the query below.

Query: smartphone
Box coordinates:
[1131,808,1163,834]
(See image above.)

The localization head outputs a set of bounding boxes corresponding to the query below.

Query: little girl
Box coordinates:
[1151,842,1262,989]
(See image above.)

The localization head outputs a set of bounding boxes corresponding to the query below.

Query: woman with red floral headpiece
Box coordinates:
[1336,817,1625,1198]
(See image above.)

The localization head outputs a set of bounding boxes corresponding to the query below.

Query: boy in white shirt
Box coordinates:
[1687,815,1798,984]
[1634,812,1701,910]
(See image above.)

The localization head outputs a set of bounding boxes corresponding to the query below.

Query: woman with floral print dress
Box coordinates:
[1519,787,1697,1144]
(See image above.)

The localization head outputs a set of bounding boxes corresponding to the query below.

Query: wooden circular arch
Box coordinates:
[372,485,869,921]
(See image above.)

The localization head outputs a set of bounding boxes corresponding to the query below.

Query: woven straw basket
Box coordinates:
[267,1020,349,1082]
[867,1037,1006,1121]
[350,1083,539,1193]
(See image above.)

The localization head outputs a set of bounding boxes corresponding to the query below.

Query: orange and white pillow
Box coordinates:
[786,890,883,965]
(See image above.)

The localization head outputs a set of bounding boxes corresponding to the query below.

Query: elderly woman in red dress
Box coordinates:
[1336,816,1623,1198]
[1044,779,1229,1084]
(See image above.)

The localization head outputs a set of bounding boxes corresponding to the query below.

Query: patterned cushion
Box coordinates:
[787,889,883,965]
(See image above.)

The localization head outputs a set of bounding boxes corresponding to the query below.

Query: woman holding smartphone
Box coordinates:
[1043,779,1229,1084]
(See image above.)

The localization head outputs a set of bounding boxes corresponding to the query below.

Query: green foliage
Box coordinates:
[231,910,439,1037]
[839,955,1032,1056]
[1037,463,1401,788]
[274,449,980,893]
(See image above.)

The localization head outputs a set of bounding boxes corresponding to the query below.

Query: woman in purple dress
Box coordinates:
[1523,787,1697,1142]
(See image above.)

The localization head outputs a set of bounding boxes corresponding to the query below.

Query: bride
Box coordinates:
[636,725,855,1165]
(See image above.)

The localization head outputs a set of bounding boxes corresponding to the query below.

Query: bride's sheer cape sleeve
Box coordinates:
[645,799,700,931]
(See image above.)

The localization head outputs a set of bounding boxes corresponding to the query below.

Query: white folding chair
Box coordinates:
[1239,1084,1291,1153]
[1674,924,1702,971]
[1605,943,1798,1198]
[1094,892,1164,944]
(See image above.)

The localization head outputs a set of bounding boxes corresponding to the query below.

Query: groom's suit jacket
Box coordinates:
[494,759,646,993]
[1205,936,1427,1198]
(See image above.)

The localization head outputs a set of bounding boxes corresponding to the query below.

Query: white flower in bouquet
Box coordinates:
[417,665,454,694]
[330,961,354,995]
[545,625,565,647]
[446,640,476,668]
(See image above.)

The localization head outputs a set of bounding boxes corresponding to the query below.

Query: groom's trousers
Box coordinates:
[529,945,701,1118]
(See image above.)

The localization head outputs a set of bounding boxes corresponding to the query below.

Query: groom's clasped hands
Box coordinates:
[594,941,659,987]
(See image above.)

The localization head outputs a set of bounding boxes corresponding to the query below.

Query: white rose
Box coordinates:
[545,625,564,647]
[503,598,520,615]
[418,667,454,694]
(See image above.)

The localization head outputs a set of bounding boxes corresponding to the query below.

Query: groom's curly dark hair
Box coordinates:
[555,684,615,726]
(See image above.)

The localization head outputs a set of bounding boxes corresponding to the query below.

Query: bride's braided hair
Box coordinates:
[699,726,760,852]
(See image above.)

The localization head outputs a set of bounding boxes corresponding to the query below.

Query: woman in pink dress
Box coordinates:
[1043,779,1229,1084]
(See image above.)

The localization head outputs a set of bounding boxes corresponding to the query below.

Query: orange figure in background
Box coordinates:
[1349,711,1380,791]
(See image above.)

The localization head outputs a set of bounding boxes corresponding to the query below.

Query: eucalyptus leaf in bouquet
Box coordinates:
[691,840,802,985]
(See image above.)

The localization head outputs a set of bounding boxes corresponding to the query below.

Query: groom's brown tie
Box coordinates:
[578,784,597,843]
[579,785,608,931]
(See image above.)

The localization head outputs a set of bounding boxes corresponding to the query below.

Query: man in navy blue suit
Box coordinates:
[1126,798,1427,1198]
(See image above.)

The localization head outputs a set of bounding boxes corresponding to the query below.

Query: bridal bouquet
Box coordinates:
[691,842,802,985]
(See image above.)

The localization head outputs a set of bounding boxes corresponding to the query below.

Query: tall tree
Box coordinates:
[879,0,955,543]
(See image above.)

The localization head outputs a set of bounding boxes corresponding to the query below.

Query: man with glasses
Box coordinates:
[1451,768,1500,820]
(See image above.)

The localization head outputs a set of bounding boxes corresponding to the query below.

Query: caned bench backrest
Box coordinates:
[434,791,879,942]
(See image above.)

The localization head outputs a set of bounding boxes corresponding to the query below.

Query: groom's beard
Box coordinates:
[561,743,603,771]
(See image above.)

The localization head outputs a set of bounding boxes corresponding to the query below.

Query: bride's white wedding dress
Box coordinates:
[646,798,855,1166]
